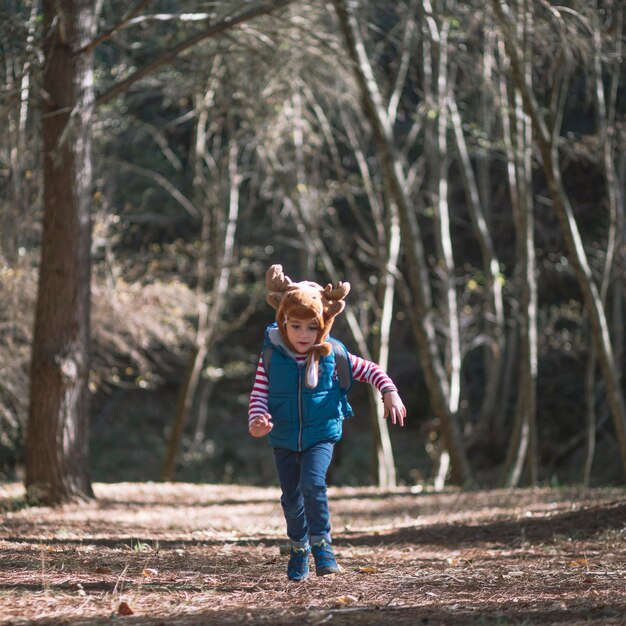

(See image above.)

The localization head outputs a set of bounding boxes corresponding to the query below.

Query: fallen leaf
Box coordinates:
[358,566,379,574]
[118,601,134,616]
[334,595,358,606]
[142,568,158,577]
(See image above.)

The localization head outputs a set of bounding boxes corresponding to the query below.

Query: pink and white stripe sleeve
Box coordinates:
[349,353,397,393]
[248,356,269,423]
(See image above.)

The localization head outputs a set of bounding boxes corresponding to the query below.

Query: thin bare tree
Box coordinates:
[493,0,626,478]
[583,3,624,485]
[331,0,472,485]
[162,62,243,480]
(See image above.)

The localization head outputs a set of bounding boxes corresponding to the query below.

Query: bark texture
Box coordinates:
[26,0,97,504]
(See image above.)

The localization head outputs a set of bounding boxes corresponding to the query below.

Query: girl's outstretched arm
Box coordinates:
[349,353,406,427]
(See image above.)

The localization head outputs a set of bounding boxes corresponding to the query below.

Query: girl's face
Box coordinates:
[285,317,319,353]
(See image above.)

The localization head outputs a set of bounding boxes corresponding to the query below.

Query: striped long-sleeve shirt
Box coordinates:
[248,352,397,424]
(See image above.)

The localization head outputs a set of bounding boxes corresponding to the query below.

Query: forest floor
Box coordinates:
[0,483,625,626]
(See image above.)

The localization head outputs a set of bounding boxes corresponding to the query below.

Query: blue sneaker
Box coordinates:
[311,539,340,576]
[287,545,310,581]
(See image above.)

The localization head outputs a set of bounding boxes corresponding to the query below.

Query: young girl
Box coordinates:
[248,264,406,582]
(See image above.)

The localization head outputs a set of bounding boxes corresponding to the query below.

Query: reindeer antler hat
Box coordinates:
[266,264,350,388]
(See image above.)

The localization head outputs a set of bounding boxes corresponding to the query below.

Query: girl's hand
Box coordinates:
[382,390,406,427]
[249,413,273,437]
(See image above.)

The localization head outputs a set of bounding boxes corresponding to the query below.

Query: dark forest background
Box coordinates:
[1,0,625,502]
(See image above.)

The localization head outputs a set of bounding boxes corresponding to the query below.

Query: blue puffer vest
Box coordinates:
[262,324,353,451]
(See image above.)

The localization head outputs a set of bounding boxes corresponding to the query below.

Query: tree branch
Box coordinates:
[94,0,296,108]
[78,0,155,55]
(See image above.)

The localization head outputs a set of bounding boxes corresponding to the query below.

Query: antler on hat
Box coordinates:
[265,264,350,388]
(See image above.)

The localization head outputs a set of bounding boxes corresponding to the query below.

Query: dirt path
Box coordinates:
[0,483,625,625]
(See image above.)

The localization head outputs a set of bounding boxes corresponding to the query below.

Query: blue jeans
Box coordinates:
[273,442,335,547]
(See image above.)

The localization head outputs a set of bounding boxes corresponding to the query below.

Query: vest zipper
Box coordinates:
[297,370,303,451]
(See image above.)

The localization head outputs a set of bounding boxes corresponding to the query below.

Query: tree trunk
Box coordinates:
[288,88,399,487]
[501,5,538,486]
[370,200,402,488]
[431,20,463,421]
[331,0,472,486]
[26,0,96,505]
[493,0,626,478]
[162,109,241,480]
[3,1,38,261]
[492,36,521,451]
[448,94,505,447]
[337,107,399,486]
[583,7,624,486]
